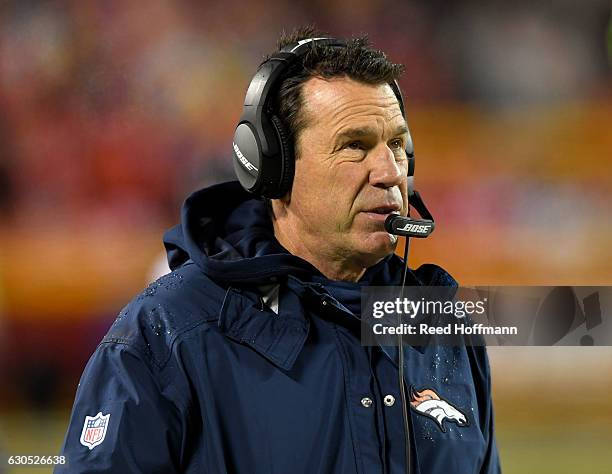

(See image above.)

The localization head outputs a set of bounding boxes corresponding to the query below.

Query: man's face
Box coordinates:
[286,76,411,268]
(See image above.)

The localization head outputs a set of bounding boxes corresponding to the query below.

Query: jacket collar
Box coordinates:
[216,276,430,373]
[217,284,310,371]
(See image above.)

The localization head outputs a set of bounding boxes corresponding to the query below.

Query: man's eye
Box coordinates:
[345,141,363,150]
[390,139,403,150]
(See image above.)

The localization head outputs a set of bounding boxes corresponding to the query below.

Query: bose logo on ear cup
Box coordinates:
[233,142,258,173]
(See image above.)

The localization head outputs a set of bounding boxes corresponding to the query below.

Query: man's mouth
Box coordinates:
[368,206,401,215]
[362,205,401,222]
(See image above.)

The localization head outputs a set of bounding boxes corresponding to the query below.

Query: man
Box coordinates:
[58,27,500,473]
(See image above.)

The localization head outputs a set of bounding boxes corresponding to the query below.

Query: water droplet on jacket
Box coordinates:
[421,425,435,443]
[150,322,163,336]
[431,353,441,369]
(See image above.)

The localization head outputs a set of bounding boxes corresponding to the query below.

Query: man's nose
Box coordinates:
[368,144,404,188]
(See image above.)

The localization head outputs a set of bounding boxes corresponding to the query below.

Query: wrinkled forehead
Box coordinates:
[300,77,406,133]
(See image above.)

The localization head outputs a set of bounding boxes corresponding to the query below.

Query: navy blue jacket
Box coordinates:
[58,181,501,473]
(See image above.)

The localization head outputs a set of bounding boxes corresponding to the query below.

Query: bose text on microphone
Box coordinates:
[385,214,435,238]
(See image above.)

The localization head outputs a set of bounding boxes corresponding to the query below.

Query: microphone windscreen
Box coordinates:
[384,214,435,238]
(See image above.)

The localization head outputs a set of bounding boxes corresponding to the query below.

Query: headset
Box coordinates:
[231,37,423,198]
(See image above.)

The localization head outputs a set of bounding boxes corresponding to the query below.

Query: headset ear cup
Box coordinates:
[268,115,294,198]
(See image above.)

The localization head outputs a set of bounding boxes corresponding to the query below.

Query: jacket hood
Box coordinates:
[163,181,456,288]
[164,181,321,284]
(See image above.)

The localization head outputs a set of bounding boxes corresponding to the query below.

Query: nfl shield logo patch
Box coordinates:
[80,412,110,450]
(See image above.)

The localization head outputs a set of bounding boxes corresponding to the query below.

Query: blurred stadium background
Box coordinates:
[0,0,611,472]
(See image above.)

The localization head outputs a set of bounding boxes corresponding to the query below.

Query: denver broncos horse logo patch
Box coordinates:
[409,386,469,432]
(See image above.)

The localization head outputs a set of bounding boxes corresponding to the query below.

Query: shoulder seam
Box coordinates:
[101,317,217,369]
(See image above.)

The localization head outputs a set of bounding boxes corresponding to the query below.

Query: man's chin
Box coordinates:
[353,231,398,262]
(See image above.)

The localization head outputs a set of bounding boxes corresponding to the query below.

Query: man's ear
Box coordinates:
[270,189,292,220]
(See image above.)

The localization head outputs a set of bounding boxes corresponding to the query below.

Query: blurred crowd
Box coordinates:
[0,0,609,228]
[0,0,610,390]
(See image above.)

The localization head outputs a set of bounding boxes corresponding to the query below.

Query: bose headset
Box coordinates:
[232,37,435,239]
[232,37,439,474]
